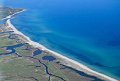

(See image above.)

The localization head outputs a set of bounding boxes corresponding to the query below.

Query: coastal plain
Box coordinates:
[0,7,114,81]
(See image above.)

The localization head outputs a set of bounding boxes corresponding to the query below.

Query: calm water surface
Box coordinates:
[3,0,120,79]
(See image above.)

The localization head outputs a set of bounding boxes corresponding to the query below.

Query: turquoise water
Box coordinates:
[3,0,120,80]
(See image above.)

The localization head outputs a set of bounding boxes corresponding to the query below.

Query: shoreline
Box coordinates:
[1,9,26,20]
[5,10,118,81]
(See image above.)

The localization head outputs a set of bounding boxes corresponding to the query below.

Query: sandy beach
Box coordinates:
[5,10,118,81]
[1,9,26,20]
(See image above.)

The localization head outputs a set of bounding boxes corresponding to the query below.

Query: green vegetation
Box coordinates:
[0,36,17,46]
[0,7,102,81]
[15,46,33,56]
[0,49,7,54]
[0,7,23,20]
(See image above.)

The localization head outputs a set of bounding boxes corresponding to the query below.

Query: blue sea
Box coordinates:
[3,0,120,80]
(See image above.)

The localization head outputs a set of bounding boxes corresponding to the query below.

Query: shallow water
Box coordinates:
[42,55,56,62]
[33,49,42,56]
[3,0,120,79]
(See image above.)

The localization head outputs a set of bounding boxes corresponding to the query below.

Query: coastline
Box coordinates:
[1,9,26,20]
[5,10,118,81]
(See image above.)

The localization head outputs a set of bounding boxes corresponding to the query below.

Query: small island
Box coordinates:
[0,7,117,81]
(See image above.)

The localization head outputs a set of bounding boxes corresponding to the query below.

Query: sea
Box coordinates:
[2,0,120,80]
